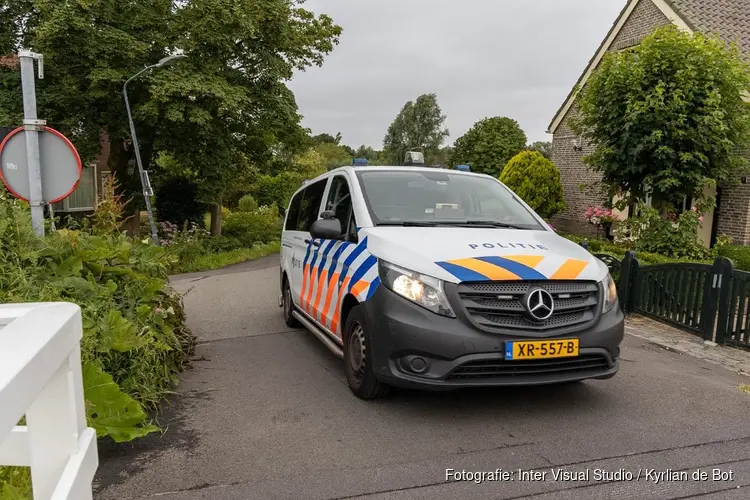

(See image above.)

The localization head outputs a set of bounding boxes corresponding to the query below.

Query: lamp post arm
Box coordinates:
[122,64,160,245]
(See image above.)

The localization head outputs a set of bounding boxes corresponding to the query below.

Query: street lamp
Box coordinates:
[123,53,187,245]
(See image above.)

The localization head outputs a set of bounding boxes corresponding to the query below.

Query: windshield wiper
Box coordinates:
[449,220,531,230]
[376,220,531,229]
[376,221,438,227]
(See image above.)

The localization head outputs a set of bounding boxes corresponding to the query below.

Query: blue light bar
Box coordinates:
[456,164,471,172]
[352,158,368,166]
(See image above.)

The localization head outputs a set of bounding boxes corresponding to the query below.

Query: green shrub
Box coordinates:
[223,205,282,246]
[238,194,259,213]
[155,177,207,227]
[718,244,750,272]
[0,192,193,442]
[499,151,565,219]
[612,203,710,260]
[251,172,304,214]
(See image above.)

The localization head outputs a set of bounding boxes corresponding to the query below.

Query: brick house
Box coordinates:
[548,0,750,246]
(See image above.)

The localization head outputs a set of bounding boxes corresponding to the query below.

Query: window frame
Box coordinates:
[52,163,98,212]
[284,189,304,231]
[324,174,358,242]
[295,178,328,232]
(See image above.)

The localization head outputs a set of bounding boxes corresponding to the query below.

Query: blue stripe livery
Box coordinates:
[349,255,377,291]
[436,261,489,282]
[366,276,381,300]
[316,240,337,279]
[475,256,546,280]
[326,241,351,283]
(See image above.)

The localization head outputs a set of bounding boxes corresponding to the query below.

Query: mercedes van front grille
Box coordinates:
[456,280,600,332]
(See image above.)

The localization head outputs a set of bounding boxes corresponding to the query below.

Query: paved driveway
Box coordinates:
[94,255,750,499]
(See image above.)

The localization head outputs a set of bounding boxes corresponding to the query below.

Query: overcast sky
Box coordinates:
[288,0,625,149]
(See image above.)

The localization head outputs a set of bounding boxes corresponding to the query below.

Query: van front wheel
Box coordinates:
[282,279,301,328]
[343,305,390,399]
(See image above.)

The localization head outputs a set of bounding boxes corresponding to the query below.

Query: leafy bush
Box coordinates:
[223,205,282,246]
[499,151,566,219]
[452,116,527,177]
[238,194,259,213]
[0,192,193,443]
[717,244,750,272]
[154,177,207,228]
[612,203,709,259]
[251,172,304,215]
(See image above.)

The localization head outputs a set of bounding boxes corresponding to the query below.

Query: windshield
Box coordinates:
[355,170,545,230]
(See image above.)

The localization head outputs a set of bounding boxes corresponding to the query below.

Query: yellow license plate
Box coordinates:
[505,339,579,360]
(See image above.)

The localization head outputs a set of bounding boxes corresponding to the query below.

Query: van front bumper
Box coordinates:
[361,286,624,390]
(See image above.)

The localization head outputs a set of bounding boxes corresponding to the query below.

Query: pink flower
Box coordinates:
[699,216,704,223]
[691,206,697,212]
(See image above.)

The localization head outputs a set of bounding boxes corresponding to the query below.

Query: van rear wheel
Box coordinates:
[343,305,390,399]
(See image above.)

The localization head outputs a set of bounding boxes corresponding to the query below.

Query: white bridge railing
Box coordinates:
[0,303,98,499]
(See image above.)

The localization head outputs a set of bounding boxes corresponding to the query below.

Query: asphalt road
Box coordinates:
[94,255,750,500]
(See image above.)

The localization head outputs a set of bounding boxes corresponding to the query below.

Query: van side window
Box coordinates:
[285,190,303,230]
[325,175,357,241]
[297,179,327,232]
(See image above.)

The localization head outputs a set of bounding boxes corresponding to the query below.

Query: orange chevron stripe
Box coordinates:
[550,259,589,280]
[300,264,310,308]
[448,258,521,280]
[502,255,544,268]
[350,280,369,300]
[304,266,319,314]
[311,270,328,320]
[330,276,351,336]
[320,272,340,329]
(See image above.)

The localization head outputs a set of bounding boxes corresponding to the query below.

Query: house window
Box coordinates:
[53,164,97,212]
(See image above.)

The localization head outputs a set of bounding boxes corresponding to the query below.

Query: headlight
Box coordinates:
[602,273,618,313]
[379,260,456,317]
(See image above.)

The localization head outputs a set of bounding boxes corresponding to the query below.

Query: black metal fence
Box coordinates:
[591,249,749,350]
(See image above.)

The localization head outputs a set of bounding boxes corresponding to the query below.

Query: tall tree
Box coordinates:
[0,0,341,235]
[311,132,341,145]
[382,93,449,165]
[451,117,527,177]
[575,25,750,209]
[528,141,552,160]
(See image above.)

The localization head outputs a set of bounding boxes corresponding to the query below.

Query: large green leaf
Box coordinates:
[51,256,83,278]
[98,310,150,353]
[82,362,159,443]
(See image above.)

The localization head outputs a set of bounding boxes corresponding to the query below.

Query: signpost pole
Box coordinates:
[19,50,45,237]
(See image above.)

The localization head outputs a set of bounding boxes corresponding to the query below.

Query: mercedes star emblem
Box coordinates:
[525,288,554,321]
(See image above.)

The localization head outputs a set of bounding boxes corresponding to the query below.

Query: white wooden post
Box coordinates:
[0,302,98,500]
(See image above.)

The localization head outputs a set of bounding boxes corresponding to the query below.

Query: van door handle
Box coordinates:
[305,239,321,247]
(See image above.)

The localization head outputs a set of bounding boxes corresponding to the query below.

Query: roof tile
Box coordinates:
[669,0,750,58]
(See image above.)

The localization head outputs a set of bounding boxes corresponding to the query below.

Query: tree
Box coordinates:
[311,132,341,145]
[499,151,565,219]
[382,93,449,165]
[451,117,527,177]
[528,141,552,160]
[0,0,341,236]
[575,25,750,210]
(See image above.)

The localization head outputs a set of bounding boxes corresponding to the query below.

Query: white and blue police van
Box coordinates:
[279,157,624,399]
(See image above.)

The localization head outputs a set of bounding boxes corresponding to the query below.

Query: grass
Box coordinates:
[171,241,280,274]
[740,384,750,394]
[0,466,31,500]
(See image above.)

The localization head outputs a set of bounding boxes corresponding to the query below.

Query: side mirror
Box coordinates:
[310,218,342,240]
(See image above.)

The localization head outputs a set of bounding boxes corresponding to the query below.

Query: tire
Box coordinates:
[343,305,391,399]
[282,278,301,328]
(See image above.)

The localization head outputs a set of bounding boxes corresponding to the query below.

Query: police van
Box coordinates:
[279,158,624,399]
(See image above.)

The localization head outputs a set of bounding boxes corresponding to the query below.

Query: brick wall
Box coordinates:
[551,0,671,234]
[716,158,750,244]
[611,0,670,50]
[551,107,604,236]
